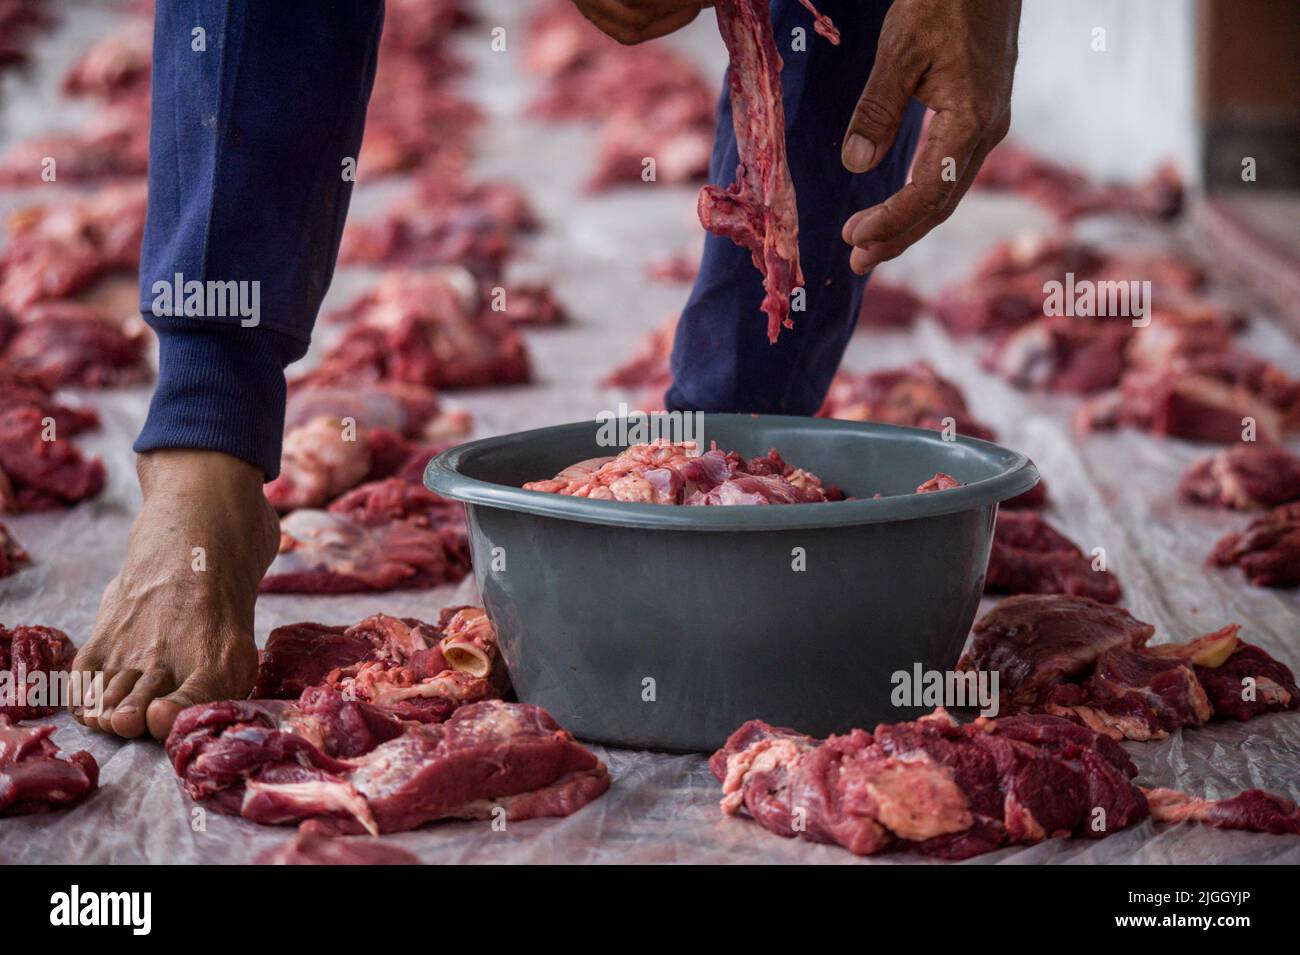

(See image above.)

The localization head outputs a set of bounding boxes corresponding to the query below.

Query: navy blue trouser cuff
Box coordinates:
[667,0,925,415]
[133,318,308,479]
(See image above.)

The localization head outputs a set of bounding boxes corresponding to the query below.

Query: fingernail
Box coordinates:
[843,134,877,172]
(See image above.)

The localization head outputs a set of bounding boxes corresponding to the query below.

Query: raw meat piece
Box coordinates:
[1077,367,1283,444]
[711,708,1149,859]
[304,269,530,391]
[958,595,1153,709]
[645,249,700,285]
[285,381,471,442]
[1177,349,1300,428]
[340,181,536,276]
[819,363,997,441]
[166,689,610,834]
[0,373,99,437]
[62,31,152,101]
[984,317,1131,394]
[265,416,405,513]
[1180,446,1300,510]
[1194,641,1299,721]
[962,596,1298,738]
[255,829,421,865]
[0,0,56,72]
[700,0,838,343]
[496,283,568,327]
[1144,788,1300,835]
[975,141,1184,222]
[259,508,470,594]
[1,624,74,721]
[0,521,29,577]
[985,511,1122,603]
[356,3,480,179]
[251,623,362,701]
[329,477,465,533]
[601,314,677,405]
[0,404,106,512]
[916,472,961,493]
[0,102,149,186]
[1054,647,1213,741]
[0,715,99,816]
[714,704,1299,857]
[253,609,502,725]
[523,440,836,506]
[1,301,149,388]
[587,84,715,191]
[935,233,1205,338]
[526,0,715,124]
[0,184,147,312]
[856,279,925,329]
[1211,503,1300,588]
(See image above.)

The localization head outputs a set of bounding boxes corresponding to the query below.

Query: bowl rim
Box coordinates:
[425,414,1039,531]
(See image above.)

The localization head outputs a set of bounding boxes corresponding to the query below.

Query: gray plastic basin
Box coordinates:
[426,414,1038,751]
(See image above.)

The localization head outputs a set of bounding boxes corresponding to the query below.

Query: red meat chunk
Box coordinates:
[304,270,530,391]
[711,708,1152,859]
[0,521,29,578]
[856,279,925,329]
[985,511,1122,603]
[253,608,502,725]
[699,0,838,344]
[0,184,148,312]
[259,507,470,595]
[256,829,421,865]
[340,180,535,277]
[166,688,608,834]
[0,405,106,512]
[523,440,837,506]
[0,103,149,187]
[984,317,1132,394]
[958,595,1153,710]
[0,624,75,721]
[1078,367,1283,444]
[1211,502,1300,588]
[819,363,997,441]
[1194,642,1300,721]
[1180,445,1300,510]
[62,30,152,101]
[1,302,149,389]
[0,716,99,816]
[1144,788,1299,836]
[975,140,1184,222]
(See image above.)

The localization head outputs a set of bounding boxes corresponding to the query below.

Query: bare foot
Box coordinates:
[71,450,280,739]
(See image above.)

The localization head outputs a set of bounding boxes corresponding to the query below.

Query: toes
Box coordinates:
[77,665,118,727]
[110,670,172,738]
[93,670,142,732]
[146,671,224,741]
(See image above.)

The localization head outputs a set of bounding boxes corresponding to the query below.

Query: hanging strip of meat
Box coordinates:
[700,0,839,343]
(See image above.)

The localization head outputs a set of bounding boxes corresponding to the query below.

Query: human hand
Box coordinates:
[841,0,1022,273]
[571,0,712,45]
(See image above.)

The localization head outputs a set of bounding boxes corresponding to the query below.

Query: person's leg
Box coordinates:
[666,0,924,414]
[73,0,384,739]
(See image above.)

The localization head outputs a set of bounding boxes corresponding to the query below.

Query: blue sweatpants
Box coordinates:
[133,0,919,479]
[667,0,924,414]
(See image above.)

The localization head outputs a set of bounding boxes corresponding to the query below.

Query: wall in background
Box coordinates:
[1010,0,1200,184]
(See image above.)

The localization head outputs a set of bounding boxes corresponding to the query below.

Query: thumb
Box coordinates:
[843,49,916,173]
